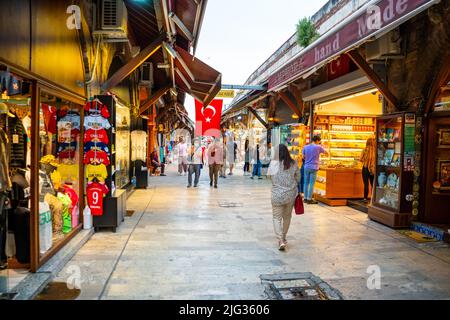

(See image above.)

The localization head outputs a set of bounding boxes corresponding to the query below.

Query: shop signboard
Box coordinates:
[268,0,438,91]
[404,115,416,171]
[216,90,235,99]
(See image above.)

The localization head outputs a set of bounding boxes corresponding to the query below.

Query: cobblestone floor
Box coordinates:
[53,164,450,300]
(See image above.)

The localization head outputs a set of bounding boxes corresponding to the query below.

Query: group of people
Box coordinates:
[147,133,376,252]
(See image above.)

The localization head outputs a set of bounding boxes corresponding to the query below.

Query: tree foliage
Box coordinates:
[296,17,319,47]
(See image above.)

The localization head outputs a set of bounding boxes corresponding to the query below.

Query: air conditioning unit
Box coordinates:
[139,62,154,87]
[94,0,128,40]
[366,30,402,62]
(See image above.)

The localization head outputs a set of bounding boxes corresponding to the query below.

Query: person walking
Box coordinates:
[302,135,327,204]
[251,144,262,179]
[243,139,250,176]
[177,137,188,176]
[187,139,204,188]
[219,136,227,178]
[268,144,300,251]
[360,136,376,201]
[207,138,223,188]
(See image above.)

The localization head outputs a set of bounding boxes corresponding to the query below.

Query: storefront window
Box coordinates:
[431,125,450,194]
[115,104,130,189]
[38,92,82,257]
[373,116,403,210]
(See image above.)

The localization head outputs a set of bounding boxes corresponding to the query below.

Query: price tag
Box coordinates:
[12,134,19,144]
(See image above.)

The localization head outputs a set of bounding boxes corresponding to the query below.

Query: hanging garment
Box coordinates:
[84,100,110,118]
[131,130,147,161]
[83,141,110,155]
[41,104,57,134]
[83,149,110,166]
[85,164,108,182]
[39,201,52,254]
[84,115,111,130]
[57,192,72,234]
[8,112,27,168]
[86,182,109,216]
[44,193,63,236]
[84,128,109,144]
[0,129,11,192]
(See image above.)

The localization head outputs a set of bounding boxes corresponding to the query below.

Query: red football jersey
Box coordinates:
[83,149,110,166]
[84,100,110,118]
[86,182,109,216]
[84,128,109,144]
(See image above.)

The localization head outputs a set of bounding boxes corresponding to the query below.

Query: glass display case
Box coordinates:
[368,112,414,227]
[313,115,375,169]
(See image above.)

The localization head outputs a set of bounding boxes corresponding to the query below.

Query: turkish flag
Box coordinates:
[327,54,350,81]
[195,99,223,138]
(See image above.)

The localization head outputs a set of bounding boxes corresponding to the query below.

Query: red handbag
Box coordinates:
[294,194,304,215]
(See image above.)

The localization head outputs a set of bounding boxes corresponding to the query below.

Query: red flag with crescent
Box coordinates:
[195,99,223,138]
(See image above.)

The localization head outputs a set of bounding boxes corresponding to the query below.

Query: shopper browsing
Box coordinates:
[302,135,328,204]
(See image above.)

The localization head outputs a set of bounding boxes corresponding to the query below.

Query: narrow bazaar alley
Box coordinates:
[50,165,450,300]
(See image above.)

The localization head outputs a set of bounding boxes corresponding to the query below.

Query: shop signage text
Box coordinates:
[268,0,434,91]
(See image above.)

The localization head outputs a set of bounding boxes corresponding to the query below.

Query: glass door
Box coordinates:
[373,115,403,210]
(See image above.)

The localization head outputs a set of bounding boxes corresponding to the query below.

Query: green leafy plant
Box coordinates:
[296,17,319,47]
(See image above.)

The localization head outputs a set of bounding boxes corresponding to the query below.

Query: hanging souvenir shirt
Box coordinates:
[83,149,110,166]
[86,164,108,182]
[86,182,109,216]
[22,115,32,167]
[39,201,53,254]
[59,113,81,131]
[56,163,79,184]
[63,185,79,208]
[83,141,110,155]
[57,142,77,154]
[57,192,72,234]
[84,128,109,144]
[84,115,111,130]
[41,104,57,134]
[58,129,79,144]
[84,100,110,118]
[45,193,63,236]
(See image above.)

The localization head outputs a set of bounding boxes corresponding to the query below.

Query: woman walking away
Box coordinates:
[251,144,262,179]
[360,136,376,201]
[243,139,250,176]
[268,144,300,251]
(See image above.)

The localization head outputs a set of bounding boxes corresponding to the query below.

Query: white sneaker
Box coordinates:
[278,241,286,251]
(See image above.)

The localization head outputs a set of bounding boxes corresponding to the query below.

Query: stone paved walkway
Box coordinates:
[53,165,450,300]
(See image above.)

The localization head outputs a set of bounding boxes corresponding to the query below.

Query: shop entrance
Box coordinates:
[309,89,382,209]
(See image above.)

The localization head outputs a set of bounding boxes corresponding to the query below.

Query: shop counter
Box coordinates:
[313,167,366,205]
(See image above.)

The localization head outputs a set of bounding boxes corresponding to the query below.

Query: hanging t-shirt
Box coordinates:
[41,104,57,134]
[56,164,79,184]
[83,149,110,166]
[86,164,108,182]
[131,130,147,161]
[63,185,79,207]
[84,115,111,130]
[58,149,76,160]
[84,128,109,144]
[84,100,110,118]
[59,114,81,131]
[86,182,109,216]
[57,142,77,155]
[44,193,63,236]
[58,129,79,144]
[57,192,72,234]
[39,201,53,254]
[22,115,32,167]
[84,141,110,155]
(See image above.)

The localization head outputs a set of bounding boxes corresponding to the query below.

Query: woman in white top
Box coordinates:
[268,144,300,251]
[187,139,204,188]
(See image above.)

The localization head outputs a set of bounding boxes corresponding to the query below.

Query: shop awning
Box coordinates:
[268,0,440,92]
[302,70,373,102]
[173,44,221,107]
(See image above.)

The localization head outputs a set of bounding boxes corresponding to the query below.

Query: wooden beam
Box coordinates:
[348,49,398,109]
[278,91,301,117]
[424,53,450,114]
[102,33,166,92]
[139,85,171,115]
[248,107,269,129]
[289,84,305,115]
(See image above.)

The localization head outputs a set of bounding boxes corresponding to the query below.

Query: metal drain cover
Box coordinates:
[218,201,243,208]
[260,272,344,300]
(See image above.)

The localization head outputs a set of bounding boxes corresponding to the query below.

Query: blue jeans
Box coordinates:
[252,161,262,177]
[303,169,318,200]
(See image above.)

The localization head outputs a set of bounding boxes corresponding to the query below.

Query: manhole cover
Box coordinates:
[218,201,243,208]
[34,282,81,300]
[260,272,344,300]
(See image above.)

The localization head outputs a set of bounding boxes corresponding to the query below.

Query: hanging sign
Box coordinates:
[216,90,235,99]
